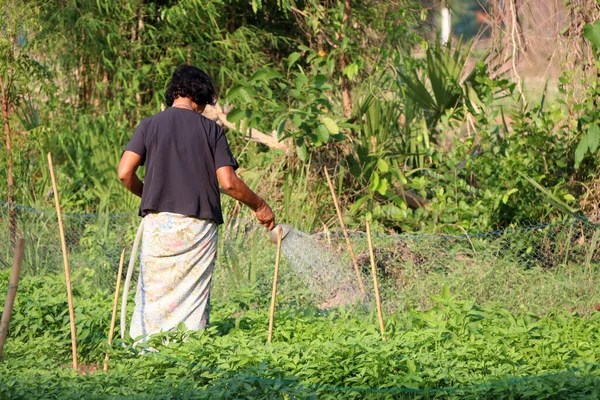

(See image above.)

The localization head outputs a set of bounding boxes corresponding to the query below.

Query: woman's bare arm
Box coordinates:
[216,166,275,229]
[117,151,144,197]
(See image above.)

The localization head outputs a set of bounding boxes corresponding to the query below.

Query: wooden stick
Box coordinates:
[366,221,385,341]
[267,226,283,343]
[323,167,366,295]
[586,227,600,284]
[104,248,126,371]
[47,152,78,371]
[0,237,25,359]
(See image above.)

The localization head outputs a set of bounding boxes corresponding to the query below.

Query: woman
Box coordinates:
[117,65,275,339]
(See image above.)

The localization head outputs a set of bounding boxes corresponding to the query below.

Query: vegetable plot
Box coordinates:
[1,272,600,399]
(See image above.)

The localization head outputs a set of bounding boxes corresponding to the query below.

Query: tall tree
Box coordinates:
[0,0,42,247]
[340,0,353,117]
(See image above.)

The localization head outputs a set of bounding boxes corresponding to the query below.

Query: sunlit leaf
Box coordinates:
[322,117,339,134]
[583,21,600,49]
[316,124,329,143]
[226,108,244,124]
[588,124,599,153]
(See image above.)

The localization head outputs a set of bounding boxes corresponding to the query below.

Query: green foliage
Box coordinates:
[1,0,599,237]
[226,52,346,161]
[572,19,600,170]
[3,273,600,398]
[343,38,515,230]
[449,102,579,228]
[398,37,470,136]
[345,91,429,226]
[583,20,600,50]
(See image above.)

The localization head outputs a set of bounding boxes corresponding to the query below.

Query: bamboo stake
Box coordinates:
[104,248,126,371]
[366,221,385,341]
[267,226,283,343]
[48,152,78,371]
[586,228,600,284]
[0,237,25,359]
[323,167,366,295]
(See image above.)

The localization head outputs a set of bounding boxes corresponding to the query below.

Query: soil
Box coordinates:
[63,363,102,375]
[318,291,355,309]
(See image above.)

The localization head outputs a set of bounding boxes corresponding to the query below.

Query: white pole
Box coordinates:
[441,2,451,45]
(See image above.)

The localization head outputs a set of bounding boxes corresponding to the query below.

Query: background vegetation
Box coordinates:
[0,0,598,235]
[1,0,600,398]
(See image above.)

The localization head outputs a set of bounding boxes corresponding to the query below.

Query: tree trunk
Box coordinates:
[136,7,144,116]
[512,0,527,54]
[1,74,16,249]
[509,0,526,104]
[340,0,352,118]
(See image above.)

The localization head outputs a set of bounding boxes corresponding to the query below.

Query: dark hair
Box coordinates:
[165,65,217,107]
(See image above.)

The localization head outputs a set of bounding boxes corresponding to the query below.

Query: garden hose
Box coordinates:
[120,218,144,340]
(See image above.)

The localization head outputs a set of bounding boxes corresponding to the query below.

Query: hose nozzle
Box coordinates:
[270,224,292,244]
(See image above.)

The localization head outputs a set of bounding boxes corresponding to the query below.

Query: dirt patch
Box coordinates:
[63,363,102,375]
[318,291,358,309]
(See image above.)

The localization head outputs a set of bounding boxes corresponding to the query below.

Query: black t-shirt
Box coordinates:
[125,107,239,225]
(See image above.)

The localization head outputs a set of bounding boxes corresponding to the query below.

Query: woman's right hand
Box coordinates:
[255,201,275,230]
[216,166,275,229]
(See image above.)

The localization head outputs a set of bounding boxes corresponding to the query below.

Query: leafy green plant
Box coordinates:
[3,273,600,399]
[573,19,600,169]
[345,91,425,227]
[226,52,347,161]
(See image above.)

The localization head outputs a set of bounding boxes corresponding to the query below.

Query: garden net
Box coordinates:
[2,200,600,398]
[0,200,599,304]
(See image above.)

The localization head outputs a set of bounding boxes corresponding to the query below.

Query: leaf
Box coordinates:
[296,138,308,161]
[517,172,579,216]
[502,188,519,204]
[250,68,282,82]
[583,21,600,50]
[377,159,389,173]
[343,63,359,80]
[316,124,330,143]
[227,85,245,100]
[370,172,380,192]
[290,113,303,128]
[226,108,245,124]
[407,359,417,373]
[563,194,575,202]
[441,285,451,301]
[288,52,301,67]
[350,195,370,214]
[274,116,287,137]
[574,135,588,169]
[322,117,339,134]
[588,124,600,153]
[313,75,328,89]
[294,73,309,88]
[378,178,388,195]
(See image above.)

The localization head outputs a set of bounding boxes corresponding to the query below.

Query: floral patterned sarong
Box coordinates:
[130,212,218,340]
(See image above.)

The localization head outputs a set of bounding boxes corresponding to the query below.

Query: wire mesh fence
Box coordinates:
[0,202,139,279]
[2,201,600,276]
[1,199,599,312]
